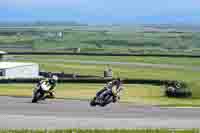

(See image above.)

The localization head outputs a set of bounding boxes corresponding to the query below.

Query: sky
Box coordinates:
[0,0,200,24]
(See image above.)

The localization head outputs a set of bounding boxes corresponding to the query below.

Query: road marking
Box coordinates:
[160,107,200,109]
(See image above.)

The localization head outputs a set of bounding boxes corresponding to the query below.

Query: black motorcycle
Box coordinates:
[32,83,51,103]
[90,89,117,107]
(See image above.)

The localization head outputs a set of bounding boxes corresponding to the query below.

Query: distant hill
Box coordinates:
[0,21,87,27]
[141,24,200,32]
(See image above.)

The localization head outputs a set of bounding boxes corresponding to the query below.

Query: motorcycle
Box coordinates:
[32,82,51,103]
[90,88,119,107]
[164,81,192,98]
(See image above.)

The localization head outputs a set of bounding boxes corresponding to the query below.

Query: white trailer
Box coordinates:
[0,62,39,78]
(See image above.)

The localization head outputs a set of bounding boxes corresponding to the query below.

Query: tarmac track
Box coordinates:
[1,96,200,129]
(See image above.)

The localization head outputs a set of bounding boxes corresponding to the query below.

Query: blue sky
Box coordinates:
[0,0,200,24]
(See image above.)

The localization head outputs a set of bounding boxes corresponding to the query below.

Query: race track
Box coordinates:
[1,96,200,129]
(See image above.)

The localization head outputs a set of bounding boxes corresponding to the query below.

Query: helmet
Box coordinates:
[117,78,121,82]
[112,78,122,85]
[52,75,58,81]
[49,75,58,84]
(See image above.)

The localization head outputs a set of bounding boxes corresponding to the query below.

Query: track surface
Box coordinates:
[1,96,200,129]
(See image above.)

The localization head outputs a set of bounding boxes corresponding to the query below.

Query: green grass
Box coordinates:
[13,54,200,67]
[0,27,200,106]
[0,35,33,44]
[10,55,200,82]
[11,54,200,101]
[0,129,199,133]
[1,26,200,51]
[35,61,200,82]
[1,83,200,106]
[0,83,161,100]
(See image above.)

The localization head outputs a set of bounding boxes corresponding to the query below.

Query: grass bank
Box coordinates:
[6,54,200,105]
[1,83,200,106]
[0,83,161,100]
[13,55,200,67]
[13,59,200,82]
[10,54,200,82]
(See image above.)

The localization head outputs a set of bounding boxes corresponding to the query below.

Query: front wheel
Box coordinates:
[32,98,38,103]
[90,97,97,106]
[32,90,43,103]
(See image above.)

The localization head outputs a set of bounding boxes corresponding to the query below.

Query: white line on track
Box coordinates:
[160,107,200,109]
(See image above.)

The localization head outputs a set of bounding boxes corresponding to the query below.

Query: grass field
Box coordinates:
[0,83,161,101]
[0,129,199,133]
[12,55,200,67]
[14,59,200,82]
[9,54,200,105]
[9,54,200,82]
[1,26,200,52]
[1,83,200,106]
[1,26,200,106]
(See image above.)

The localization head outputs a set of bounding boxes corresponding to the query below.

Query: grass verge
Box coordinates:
[10,55,200,98]
[13,59,200,82]
[13,54,200,67]
[1,83,200,106]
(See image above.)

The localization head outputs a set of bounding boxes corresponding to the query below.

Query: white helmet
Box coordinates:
[52,75,58,81]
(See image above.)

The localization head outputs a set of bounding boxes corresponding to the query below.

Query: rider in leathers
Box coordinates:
[36,75,58,99]
[96,78,123,103]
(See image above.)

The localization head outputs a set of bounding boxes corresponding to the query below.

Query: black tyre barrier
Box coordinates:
[39,71,100,78]
[0,78,172,85]
[8,52,200,58]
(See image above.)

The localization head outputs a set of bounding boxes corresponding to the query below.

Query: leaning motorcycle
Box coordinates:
[32,82,51,103]
[90,88,119,107]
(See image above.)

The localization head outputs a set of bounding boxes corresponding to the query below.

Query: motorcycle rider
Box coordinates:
[96,78,123,103]
[36,75,58,99]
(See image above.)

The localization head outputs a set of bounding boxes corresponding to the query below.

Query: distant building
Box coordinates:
[57,32,63,38]
[0,62,39,78]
